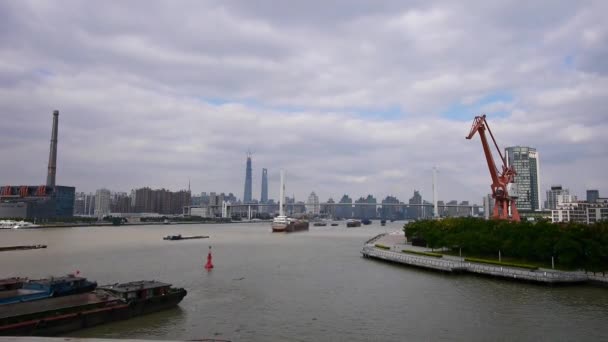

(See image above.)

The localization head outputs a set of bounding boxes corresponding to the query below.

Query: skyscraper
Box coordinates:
[505,146,541,211]
[587,190,600,203]
[261,168,268,203]
[306,191,320,215]
[243,153,252,203]
[545,185,569,210]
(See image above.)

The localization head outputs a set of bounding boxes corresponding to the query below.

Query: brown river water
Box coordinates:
[1,222,607,341]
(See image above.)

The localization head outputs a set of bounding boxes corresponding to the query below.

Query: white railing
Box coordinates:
[362,246,590,283]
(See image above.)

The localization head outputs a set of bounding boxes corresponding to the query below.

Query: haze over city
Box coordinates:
[1,1,606,203]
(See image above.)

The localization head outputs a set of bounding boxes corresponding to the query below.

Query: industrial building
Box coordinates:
[0,110,75,219]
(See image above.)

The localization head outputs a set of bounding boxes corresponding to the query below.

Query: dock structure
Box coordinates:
[362,235,608,285]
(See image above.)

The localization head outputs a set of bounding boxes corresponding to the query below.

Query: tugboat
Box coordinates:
[346,219,361,228]
[100,280,187,315]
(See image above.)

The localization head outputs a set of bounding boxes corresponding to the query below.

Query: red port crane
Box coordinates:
[466,114,520,221]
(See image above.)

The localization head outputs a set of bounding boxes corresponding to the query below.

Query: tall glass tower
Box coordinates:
[261,168,268,203]
[505,146,541,211]
[243,153,253,203]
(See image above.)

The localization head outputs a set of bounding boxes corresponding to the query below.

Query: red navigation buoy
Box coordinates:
[204,246,214,270]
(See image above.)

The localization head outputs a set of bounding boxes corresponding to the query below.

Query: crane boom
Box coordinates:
[466,114,520,221]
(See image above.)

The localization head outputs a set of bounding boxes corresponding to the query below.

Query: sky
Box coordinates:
[0,0,607,204]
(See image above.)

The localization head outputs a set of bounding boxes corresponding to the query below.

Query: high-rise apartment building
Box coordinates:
[243,154,252,203]
[483,194,494,220]
[94,188,111,217]
[306,191,320,215]
[408,190,423,219]
[337,194,353,219]
[545,185,569,210]
[505,146,541,211]
[587,190,600,203]
[261,168,268,203]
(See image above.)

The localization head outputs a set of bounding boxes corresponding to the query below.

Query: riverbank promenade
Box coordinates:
[363,233,608,285]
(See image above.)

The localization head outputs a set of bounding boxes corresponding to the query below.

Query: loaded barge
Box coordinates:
[0,280,187,336]
[163,234,208,241]
[0,275,97,305]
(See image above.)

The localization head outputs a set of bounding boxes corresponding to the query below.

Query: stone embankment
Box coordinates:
[362,233,608,285]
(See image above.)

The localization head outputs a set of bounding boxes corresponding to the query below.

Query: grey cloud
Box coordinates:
[0,0,606,204]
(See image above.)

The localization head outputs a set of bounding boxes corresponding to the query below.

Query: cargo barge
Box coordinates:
[271,216,309,233]
[346,219,362,228]
[0,280,186,336]
[163,234,209,240]
[0,275,97,305]
[0,245,47,252]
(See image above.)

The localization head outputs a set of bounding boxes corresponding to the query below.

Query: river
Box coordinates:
[1,222,607,341]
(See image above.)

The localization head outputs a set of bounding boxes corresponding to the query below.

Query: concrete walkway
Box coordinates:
[364,232,608,285]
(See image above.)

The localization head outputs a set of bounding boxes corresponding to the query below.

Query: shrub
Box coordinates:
[464,257,538,270]
[401,250,443,258]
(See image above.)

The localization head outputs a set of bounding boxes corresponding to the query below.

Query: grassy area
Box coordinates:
[401,250,443,258]
[374,244,391,250]
[464,257,539,270]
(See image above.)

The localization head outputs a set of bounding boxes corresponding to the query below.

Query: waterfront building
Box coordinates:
[408,191,423,220]
[381,196,401,220]
[321,197,335,218]
[243,154,253,203]
[483,194,494,220]
[552,198,608,224]
[199,192,210,205]
[133,187,192,215]
[457,201,470,217]
[545,185,569,210]
[94,189,111,217]
[437,200,447,217]
[505,146,541,211]
[336,194,353,219]
[587,190,600,203]
[354,195,377,219]
[446,200,458,217]
[306,192,320,216]
[110,192,131,213]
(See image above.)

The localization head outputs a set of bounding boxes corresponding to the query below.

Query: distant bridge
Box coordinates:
[186,202,480,220]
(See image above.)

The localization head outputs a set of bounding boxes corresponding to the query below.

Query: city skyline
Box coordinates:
[0,2,606,203]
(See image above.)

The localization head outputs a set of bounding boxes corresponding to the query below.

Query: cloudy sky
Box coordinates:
[1,0,606,204]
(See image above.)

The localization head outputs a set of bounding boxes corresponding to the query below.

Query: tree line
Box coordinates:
[404,218,608,272]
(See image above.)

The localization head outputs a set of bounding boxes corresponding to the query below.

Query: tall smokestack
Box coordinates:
[46,110,59,187]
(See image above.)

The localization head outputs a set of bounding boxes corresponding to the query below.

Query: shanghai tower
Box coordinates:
[243,153,253,203]
[261,168,268,203]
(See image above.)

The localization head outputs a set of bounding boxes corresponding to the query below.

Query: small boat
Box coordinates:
[362,218,372,225]
[163,234,208,241]
[381,219,387,226]
[313,222,327,227]
[330,223,339,226]
[346,219,361,228]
